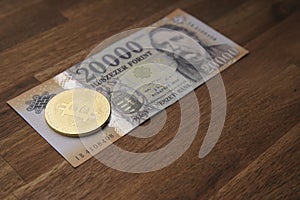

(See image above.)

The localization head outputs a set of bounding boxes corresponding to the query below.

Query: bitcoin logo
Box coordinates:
[45,88,110,137]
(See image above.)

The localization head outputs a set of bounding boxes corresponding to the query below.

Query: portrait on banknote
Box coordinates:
[149,24,232,83]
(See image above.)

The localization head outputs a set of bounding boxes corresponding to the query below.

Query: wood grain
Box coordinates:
[0,157,24,199]
[0,1,68,51]
[0,0,299,199]
[211,122,300,199]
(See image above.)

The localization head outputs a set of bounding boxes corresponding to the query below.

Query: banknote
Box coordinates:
[8,9,248,167]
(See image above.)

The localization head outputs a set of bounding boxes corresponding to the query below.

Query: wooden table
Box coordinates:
[0,0,299,199]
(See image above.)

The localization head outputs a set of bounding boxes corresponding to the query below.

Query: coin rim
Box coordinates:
[44,88,111,137]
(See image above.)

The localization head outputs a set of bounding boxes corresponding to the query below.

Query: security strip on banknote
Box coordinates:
[8,9,248,167]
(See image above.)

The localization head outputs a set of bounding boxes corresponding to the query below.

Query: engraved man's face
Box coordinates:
[151,29,209,64]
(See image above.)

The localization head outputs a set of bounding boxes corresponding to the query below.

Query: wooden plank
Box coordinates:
[13,161,70,199]
[62,0,180,19]
[0,1,68,51]
[0,76,40,139]
[62,0,243,21]
[0,75,39,106]
[0,127,66,182]
[210,0,299,44]
[0,157,25,199]
[211,123,300,199]
[3,194,18,200]
[34,48,89,82]
[9,11,300,199]
[43,0,85,11]
[0,0,42,18]
[0,0,89,20]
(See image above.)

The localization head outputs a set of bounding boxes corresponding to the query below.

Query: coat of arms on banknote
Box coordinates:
[8,9,248,167]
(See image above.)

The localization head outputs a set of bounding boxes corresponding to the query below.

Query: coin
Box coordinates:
[45,88,110,137]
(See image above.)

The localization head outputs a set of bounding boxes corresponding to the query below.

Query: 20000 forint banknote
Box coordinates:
[8,9,248,167]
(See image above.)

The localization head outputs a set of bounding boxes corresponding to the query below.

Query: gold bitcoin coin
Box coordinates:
[45,88,110,137]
